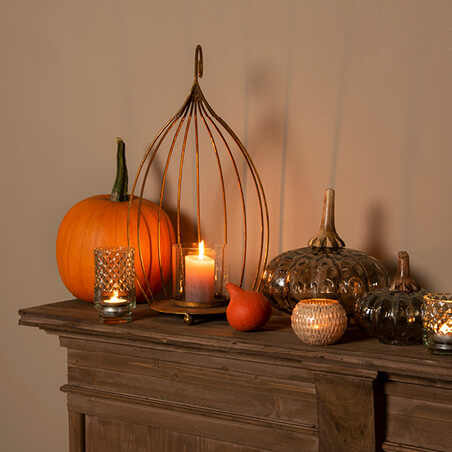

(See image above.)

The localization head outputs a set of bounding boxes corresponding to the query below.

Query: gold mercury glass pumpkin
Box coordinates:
[262,189,389,316]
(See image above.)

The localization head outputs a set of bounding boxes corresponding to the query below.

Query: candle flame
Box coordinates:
[438,322,452,335]
[199,240,204,259]
[109,290,121,303]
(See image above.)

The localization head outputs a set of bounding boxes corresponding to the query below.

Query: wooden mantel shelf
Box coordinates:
[20,300,452,452]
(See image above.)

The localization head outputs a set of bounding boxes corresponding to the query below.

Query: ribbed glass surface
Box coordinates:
[263,247,388,316]
[355,289,424,345]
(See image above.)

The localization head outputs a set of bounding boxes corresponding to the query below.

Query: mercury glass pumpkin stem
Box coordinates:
[389,251,420,293]
[308,188,345,248]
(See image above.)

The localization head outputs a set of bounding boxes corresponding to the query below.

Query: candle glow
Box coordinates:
[438,321,452,335]
[184,241,215,302]
[106,290,126,304]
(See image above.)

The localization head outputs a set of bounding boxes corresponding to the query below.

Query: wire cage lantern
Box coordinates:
[128,45,269,314]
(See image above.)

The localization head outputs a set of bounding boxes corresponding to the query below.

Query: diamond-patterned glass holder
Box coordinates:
[291,298,347,346]
[423,292,452,355]
[94,246,136,324]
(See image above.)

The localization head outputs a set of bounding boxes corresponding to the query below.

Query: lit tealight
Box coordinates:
[107,291,125,304]
[438,321,452,335]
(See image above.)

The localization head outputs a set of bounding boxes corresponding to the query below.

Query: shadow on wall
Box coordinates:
[363,202,432,290]
[244,61,307,257]
[247,63,285,146]
[193,61,288,287]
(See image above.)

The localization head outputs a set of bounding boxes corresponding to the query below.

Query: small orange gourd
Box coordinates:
[226,283,272,332]
[56,138,175,302]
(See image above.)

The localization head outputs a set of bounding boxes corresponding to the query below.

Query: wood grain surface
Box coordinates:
[19,300,452,452]
[315,373,377,452]
[69,411,85,452]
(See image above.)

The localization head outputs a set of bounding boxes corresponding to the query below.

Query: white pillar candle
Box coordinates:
[185,241,215,302]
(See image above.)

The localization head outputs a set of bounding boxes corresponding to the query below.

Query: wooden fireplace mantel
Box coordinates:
[19,300,452,452]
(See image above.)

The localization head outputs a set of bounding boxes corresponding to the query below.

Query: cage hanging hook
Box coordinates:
[194,45,203,82]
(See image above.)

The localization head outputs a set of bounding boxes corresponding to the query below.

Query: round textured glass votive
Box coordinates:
[291,298,347,346]
[172,242,227,308]
[423,292,452,355]
[94,246,136,324]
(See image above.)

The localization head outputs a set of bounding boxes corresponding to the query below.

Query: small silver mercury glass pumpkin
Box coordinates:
[355,251,425,345]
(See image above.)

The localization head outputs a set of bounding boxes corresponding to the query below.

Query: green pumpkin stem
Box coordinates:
[110,137,129,202]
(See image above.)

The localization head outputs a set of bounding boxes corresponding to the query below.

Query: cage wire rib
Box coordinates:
[128,45,269,306]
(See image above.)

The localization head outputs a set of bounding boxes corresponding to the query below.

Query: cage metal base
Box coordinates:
[172,296,228,309]
[151,299,228,325]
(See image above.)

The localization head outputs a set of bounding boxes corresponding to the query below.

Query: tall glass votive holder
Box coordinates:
[94,246,136,324]
[423,292,452,355]
[172,242,228,308]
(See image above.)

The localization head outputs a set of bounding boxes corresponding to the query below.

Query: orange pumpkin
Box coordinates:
[56,138,175,302]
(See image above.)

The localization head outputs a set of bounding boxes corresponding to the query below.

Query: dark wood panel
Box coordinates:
[68,391,318,452]
[385,395,452,452]
[63,336,316,383]
[68,365,317,428]
[385,379,452,404]
[67,349,317,428]
[382,442,444,452]
[86,416,150,452]
[86,415,271,452]
[19,299,452,452]
[315,373,377,452]
[18,300,452,382]
[69,411,85,452]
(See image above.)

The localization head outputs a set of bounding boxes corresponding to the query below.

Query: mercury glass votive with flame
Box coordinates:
[423,292,452,355]
[291,298,347,346]
[94,246,136,324]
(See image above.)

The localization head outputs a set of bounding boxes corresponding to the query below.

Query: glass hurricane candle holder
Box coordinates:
[172,241,227,308]
[423,292,452,355]
[94,246,136,324]
[291,298,347,346]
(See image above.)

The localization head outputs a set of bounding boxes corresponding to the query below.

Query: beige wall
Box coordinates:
[1,0,451,450]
